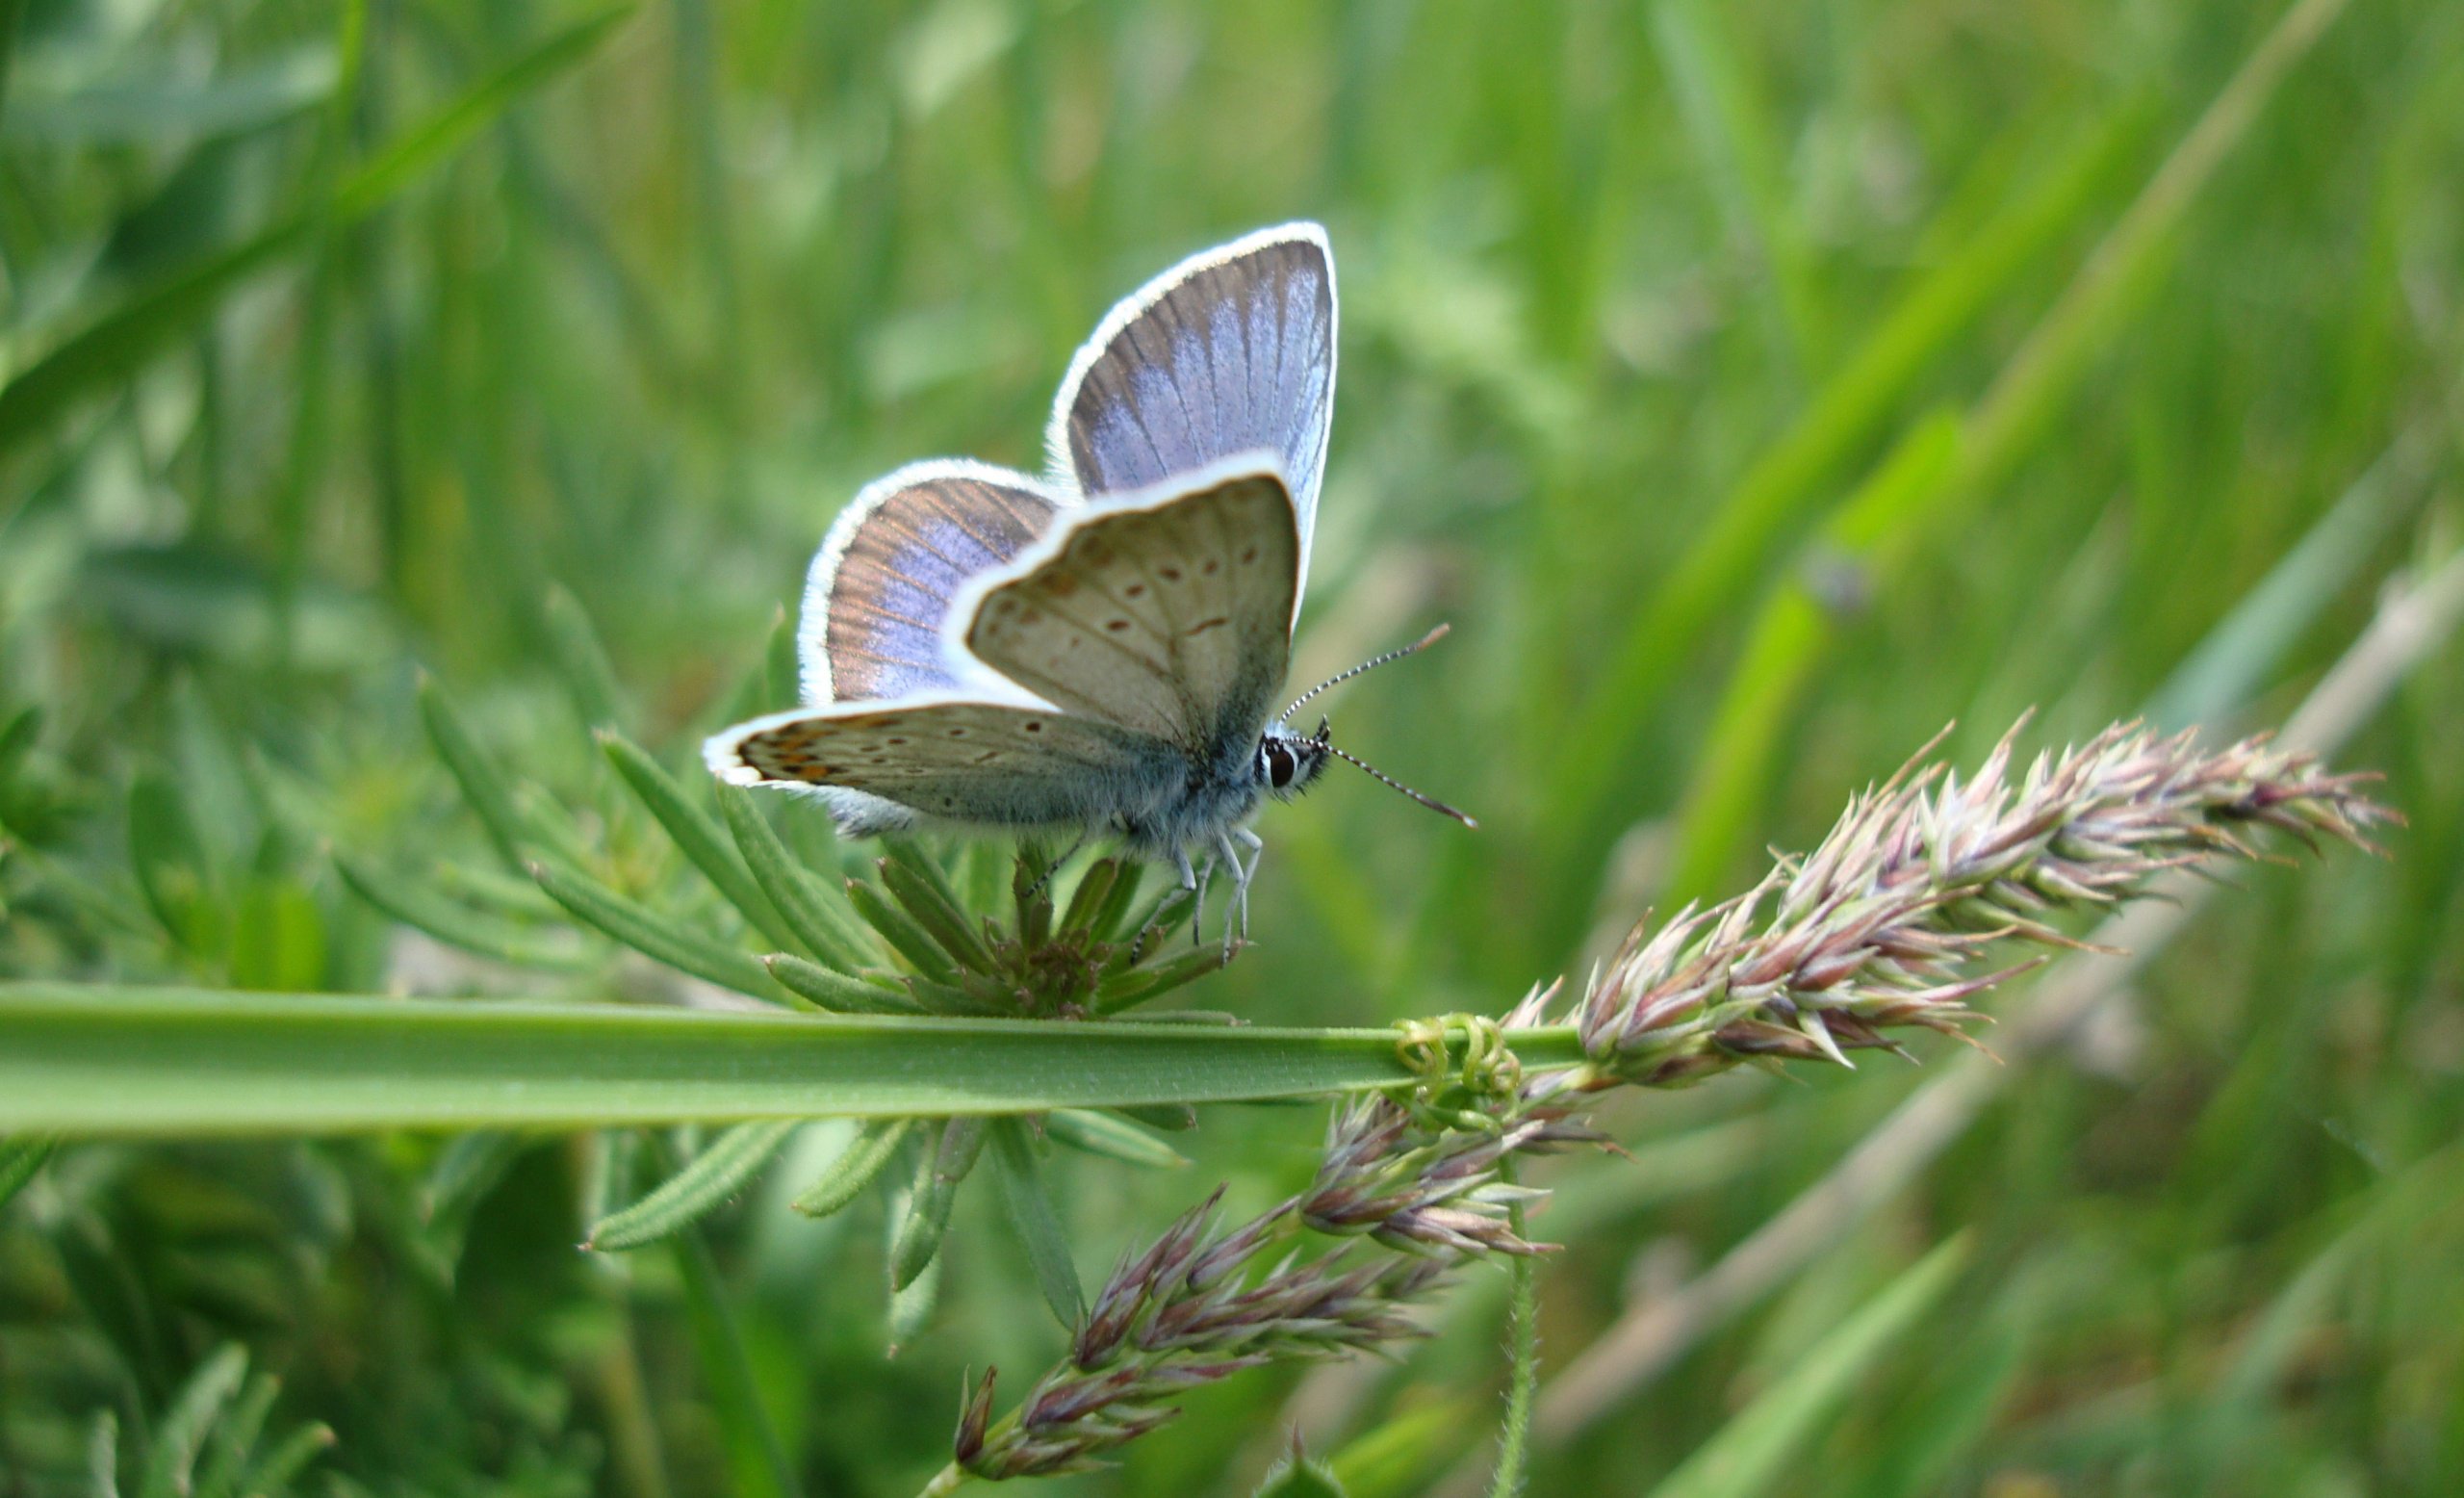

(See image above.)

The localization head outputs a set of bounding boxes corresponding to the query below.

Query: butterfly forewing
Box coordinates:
[709,701,1173,828]
[962,460,1299,757]
[1051,225,1333,610]
[804,460,1063,704]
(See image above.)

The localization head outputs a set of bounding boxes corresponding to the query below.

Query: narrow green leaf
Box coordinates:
[2143,422,2434,731]
[590,1119,798,1250]
[764,953,925,1016]
[332,850,593,972]
[140,1345,249,1498]
[762,607,802,713]
[421,1128,526,1226]
[1660,411,1960,905]
[192,1371,279,1498]
[1550,96,2146,839]
[427,859,566,919]
[417,673,539,873]
[0,0,28,120]
[543,582,630,732]
[1327,1398,1484,1498]
[988,1117,1083,1327]
[1107,884,1198,969]
[792,1118,911,1218]
[527,860,782,1000]
[877,855,999,973]
[845,877,961,985]
[1112,1102,1198,1132]
[0,706,38,778]
[1055,856,1117,934]
[86,1410,116,1498]
[0,983,1588,1134]
[1093,943,1231,1015]
[886,1231,942,1356]
[1,1134,56,1210]
[1042,1108,1188,1169]
[0,9,632,453]
[599,732,803,955]
[128,771,226,955]
[719,787,871,970]
[1255,1456,1348,1498]
[881,838,969,915]
[673,1222,804,1498]
[235,1422,332,1498]
[891,1117,988,1290]
[1645,1234,1971,1498]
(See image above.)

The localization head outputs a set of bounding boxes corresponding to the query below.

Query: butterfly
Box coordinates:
[704,222,1471,936]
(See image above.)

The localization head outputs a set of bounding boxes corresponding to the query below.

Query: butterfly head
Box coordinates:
[1263,630,1480,830]
[1255,719,1334,802]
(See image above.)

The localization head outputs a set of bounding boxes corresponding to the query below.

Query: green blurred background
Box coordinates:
[4,0,2463,1493]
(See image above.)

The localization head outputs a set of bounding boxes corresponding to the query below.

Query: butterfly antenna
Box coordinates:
[1324,745,1478,829]
[1281,623,1451,719]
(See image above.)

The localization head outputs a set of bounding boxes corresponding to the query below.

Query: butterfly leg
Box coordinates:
[1220,828,1264,948]
[1190,853,1216,948]
[1021,829,1093,903]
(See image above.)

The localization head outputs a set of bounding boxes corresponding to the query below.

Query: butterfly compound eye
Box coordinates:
[1260,740,1296,789]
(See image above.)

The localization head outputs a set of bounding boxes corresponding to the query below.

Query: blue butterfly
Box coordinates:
[706,224,1470,935]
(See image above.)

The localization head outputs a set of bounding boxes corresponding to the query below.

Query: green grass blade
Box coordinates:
[988,1116,1084,1328]
[718,788,871,971]
[0,983,1587,1134]
[128,771,226,955]
[763,953,924,1016]
[543,583,630,732]
[2143,423,2436,731]
[1094,943,1233,1015]
[876,856,999,974]
[1255,1457,1348,1497]
[598,732,803,956]
[1,1134,56,1210]
[1641,0,2348,910]
[139,1344,249,1498]
[417,674,544,873]
[331,850,592,973]
[1649,0,1819,369]
[234,1421,333,1498]
[1645,1234,1972,1498]
[0,8,631,454]
[844,877,962,985]
[1043,1108,1189,1169]
[791,1118,911,1219]
[672,1224,803,1498]
[891,1117,988,1290]
[1659,413,1959,905]
[762,609,802,713]
[588,1119,798,1250]
[527,859,782,1000]
[1548,98,2145,839]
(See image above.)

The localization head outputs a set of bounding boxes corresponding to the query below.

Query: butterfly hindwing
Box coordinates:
[803,460,1065,704]
[1049,224,1334,613]
[706,699,1176,829]
[959,457,1300,756]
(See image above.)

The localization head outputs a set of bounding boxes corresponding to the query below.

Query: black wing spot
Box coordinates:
[1024,721,1044,732]
[1105,618,1132,633]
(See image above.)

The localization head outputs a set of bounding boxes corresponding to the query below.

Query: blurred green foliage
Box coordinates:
[3,0,2462,1495]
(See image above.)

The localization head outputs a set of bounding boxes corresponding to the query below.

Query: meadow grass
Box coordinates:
[3,0,2462,1495]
